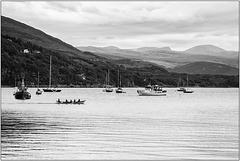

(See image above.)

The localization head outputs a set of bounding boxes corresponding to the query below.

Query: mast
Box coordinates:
[117,69,119,88]
[21,78,25,90]
[14,77,17,87]
[37,71,40,88]
[119,74,121,87]
[49,56,52,88]
[177,77,181,87]
[105,72,107,88]
[107,69,110,87]
[186,75,188,88]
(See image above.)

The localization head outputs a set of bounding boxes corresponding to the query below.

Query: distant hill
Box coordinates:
[171,61,239,76]
[77,45,238,69]
[133,47,172,52]
[185,44,238,58]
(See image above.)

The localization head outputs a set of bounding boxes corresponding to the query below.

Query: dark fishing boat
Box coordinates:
[14,78,31,100]
[43,56,61,92]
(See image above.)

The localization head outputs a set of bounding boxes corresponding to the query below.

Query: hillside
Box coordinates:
[171,62,239,76]
[1,16,98,59]
[0,16,171,87]
[1,16,238,88]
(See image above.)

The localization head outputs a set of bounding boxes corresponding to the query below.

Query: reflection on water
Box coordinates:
[1,88,238,160]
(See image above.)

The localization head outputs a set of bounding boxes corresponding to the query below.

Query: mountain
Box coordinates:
[185,44,238,58]
[77,45,238,69]
[171,61,239,76]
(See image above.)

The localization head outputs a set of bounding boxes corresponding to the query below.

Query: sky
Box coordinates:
[1,1,239,51]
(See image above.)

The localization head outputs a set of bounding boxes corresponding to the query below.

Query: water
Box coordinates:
[1,88,238,160]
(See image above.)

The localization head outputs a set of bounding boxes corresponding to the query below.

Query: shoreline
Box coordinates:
[1,86,238,88]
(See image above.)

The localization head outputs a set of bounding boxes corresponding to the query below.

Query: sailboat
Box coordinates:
[183,75,194,93]
[103,70,113,92]
[43,56,61,92]
[36,71,42,95]
[115,69,125,93]
[177,77,185,92]
[14,77,31,99]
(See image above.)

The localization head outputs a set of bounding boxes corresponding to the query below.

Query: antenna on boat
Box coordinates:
[20,72,25,90]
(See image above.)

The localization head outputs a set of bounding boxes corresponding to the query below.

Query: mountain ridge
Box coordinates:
[170,61,239,76]
[77,45,238,71]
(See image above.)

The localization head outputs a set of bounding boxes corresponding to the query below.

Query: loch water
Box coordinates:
[1,88,238,160]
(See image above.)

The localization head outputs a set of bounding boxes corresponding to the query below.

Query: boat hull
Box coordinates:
[15,91,31,99]
[36,89,42,95]
[137,90,166,96]
[177,87,185,92]
[116,90,123,93]
[43,88,61,92]
[183,90,194,93]
[103,88,113,92]
[116,88,124,93]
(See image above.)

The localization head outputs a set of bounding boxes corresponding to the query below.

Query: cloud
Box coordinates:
[2,1,238,51]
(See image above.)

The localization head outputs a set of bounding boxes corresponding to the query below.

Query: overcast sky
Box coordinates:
[2,1,239,51]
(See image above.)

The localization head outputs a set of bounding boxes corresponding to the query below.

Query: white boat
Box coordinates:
[137,85,167,96]
[183,88,194,93]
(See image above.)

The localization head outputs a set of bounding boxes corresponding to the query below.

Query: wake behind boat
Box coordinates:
[137,85,167,96]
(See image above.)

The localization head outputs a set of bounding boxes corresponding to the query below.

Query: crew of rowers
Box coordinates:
[57,98,82,103]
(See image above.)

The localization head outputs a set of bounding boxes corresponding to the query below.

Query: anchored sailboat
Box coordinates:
[103,70,113,92]
[115,69,125,93]
[43,56,61,92]
[177,77,185,92]
[183,75,194,93]
[36,71,42,95]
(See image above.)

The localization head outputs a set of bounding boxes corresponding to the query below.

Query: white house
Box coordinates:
[23,49,29,53]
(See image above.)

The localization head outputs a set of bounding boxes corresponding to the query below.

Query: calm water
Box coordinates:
[1,88,238,160]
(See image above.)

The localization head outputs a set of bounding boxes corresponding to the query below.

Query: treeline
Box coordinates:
[1,34,239,88]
